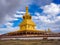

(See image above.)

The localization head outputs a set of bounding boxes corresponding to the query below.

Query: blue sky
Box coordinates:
[0,0,60,34]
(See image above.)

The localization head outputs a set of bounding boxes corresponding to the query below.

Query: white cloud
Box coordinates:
[14,11,26,18]
[41,3,60,16]
[2,14,19,28]
[57,16,60,20]
[14,14,23,18]
[32,16,38,20]
[5,22,13,27]
[0,26,19,34]
[33,13,56,23]
[5,14,18,22]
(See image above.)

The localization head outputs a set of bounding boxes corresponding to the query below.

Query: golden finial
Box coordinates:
[48,28,51,32]
[26,6,28,13]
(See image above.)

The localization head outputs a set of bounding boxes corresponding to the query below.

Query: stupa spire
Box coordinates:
[23,6,31,19]
[26,6,28,13]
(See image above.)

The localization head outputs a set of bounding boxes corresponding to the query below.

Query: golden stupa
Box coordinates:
[1,7,60,39]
